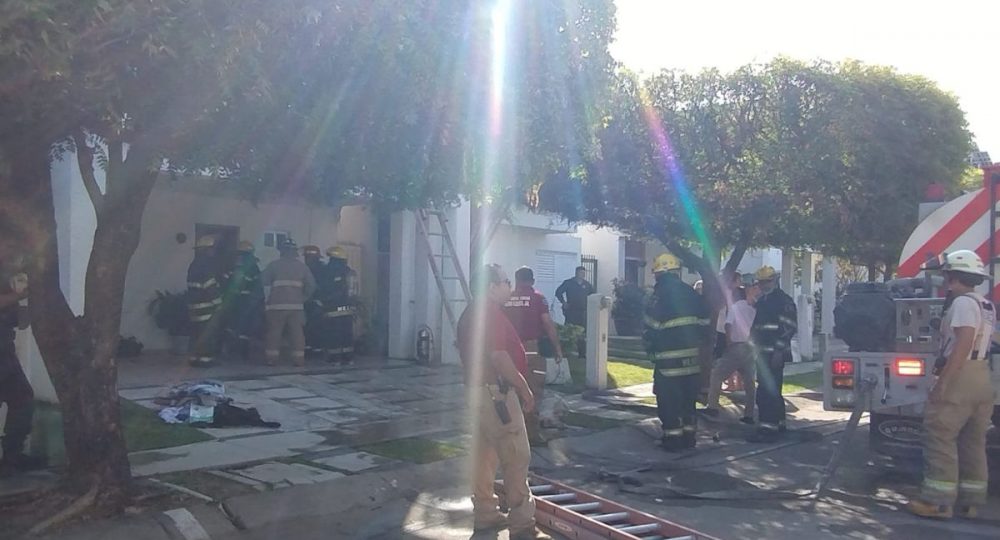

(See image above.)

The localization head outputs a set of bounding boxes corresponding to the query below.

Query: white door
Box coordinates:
[534,250,580,325]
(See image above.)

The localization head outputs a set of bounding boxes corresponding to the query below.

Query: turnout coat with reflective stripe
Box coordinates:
[751,288,797,353]
[187,256,222,323]
[643,275,710,376]
[261,256,318,311]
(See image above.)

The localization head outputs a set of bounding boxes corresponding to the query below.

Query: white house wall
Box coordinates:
[120,181,375,350]
[489,224,581,324]
[576,225,625,296]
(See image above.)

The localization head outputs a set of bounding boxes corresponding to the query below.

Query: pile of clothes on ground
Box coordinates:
[154,380,280,429]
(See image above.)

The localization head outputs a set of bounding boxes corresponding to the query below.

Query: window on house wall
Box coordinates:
[263,231,290,248]
[625,258,645,286]
[581,255,598,286]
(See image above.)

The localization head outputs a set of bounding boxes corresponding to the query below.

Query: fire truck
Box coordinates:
[823,164,1000,459]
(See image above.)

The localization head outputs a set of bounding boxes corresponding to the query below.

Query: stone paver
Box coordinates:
[312,452,397,473]
[288,397,347,410]
[228,379,289,391]
[119,386,164,401]
[261,387,318,400]
[233,461,344,486]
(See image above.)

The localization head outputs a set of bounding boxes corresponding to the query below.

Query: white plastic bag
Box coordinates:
[538,396,568,428]
[544,358,573,385]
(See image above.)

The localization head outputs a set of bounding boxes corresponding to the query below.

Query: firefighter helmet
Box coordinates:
[652,253,681,274]
[237,240,255,253]
[278,238,298,252]
[302,245,321,257]
[941,249,989,277]
[754,265,778,282]
[195,236,215,249]
[327,246,347,260]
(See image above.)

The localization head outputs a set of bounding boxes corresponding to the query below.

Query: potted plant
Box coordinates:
[611,278,647,337]
[147,290,189,355]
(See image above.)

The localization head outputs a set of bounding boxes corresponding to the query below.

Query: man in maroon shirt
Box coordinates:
[503,266,563,444]
[457,264,550,540]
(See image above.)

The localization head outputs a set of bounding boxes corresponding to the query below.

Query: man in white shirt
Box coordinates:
[907,250,996,519]
[701,284,759,423]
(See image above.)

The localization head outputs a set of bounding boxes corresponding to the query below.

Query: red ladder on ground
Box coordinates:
[498,474,720,540]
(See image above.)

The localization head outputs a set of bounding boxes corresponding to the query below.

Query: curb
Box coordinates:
[39,458,468,540]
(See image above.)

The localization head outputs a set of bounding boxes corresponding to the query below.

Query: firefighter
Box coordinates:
[907,250,995,519]
[323,246,356,365]
[302,245,324,359]
[224,241,264,360]
[644,253,710,451]
[261,239,317,366]
[187,236,224,366]
[747,265,797,442]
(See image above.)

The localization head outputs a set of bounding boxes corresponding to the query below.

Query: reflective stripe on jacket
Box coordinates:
[751,288,797,351]
[261,256,317,311]
[643,274,709,376]
[187,256,222,323]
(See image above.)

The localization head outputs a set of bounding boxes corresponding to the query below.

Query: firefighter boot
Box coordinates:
[956,506,977,519]
[906,499,953,519]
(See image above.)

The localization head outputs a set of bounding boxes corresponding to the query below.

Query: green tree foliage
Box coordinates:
[540,58,971,281]
[0,0,616,518]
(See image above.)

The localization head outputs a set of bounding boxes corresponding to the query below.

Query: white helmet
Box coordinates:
[941,249,990,277]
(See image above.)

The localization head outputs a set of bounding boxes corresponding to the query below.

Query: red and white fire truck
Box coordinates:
[823,164,1000,459]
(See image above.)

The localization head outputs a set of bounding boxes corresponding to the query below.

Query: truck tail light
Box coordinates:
[831,358,855,376]
[895,358,925,377]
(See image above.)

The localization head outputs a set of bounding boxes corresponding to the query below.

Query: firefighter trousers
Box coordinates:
[264,310,306,366]
[707,342,755,417]
[756,350,788,431]
[653,369,699,448]
[189,316,222,363]
[322,305,355,360]
[471,386,535,533]
[920,360,995,506]
[0,350,34,457]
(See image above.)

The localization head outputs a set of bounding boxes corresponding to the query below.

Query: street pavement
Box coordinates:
[15,352,1000,539]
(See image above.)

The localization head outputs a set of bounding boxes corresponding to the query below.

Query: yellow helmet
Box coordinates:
[302,245,321,257]
[652,253,681,274]
[195,236,215,249]
[754,265,778,281]
[237,240,255,253]
[327,246,347,260]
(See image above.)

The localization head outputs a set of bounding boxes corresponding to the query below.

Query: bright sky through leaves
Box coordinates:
[612,0,999,157]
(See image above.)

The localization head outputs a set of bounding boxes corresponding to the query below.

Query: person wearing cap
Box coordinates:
[224,241,264,360]
[322,246,357,365]
[187,236,224,366]
[907,250,995,519]
[747,265,797,442]
[503,266,564,445]
[456,264,549,540]
[643,253,710,451]
[301,245,324,359]
[261,239,317,366]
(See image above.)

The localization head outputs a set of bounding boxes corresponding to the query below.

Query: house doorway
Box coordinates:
[195,223,240,274]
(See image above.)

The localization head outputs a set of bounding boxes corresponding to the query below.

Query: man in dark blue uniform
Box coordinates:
[224,241,264,360]
[748,265,797,442]
[0,270,44,475]
[323,246,356,365]
[187,236,224,366]
[644,253,710,451]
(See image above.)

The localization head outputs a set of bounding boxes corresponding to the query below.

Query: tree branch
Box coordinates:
[73,131,104,216]
[724,230,753,274]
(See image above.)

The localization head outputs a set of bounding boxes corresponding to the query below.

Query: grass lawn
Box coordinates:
[782,370,823,394]
[121,400,214,452]
[556,356,653,393]
[561,412,622,430]
[357,437,465,464]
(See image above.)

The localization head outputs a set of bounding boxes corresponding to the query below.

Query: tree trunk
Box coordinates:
[9,139,158,512]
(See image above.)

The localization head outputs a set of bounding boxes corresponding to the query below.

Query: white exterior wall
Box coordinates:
[489,222,581,324]
[388,205,471,364]
[736,248,784,278]
[577,225,625,296]
[120,180,375,349]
